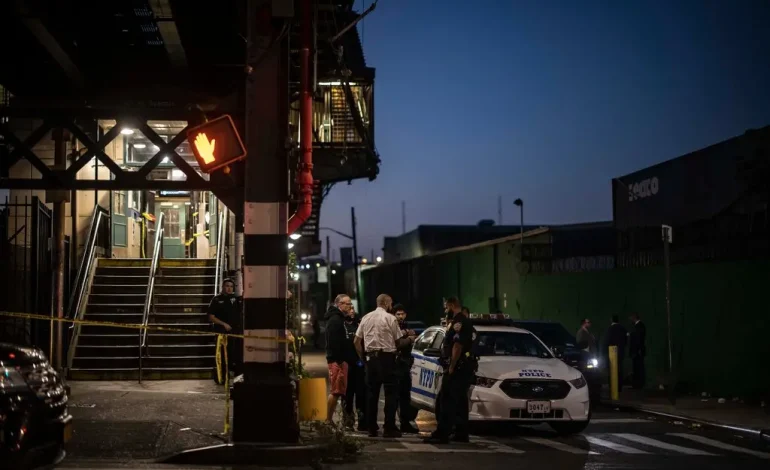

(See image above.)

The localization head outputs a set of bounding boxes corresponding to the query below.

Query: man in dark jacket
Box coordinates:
[393,304,419,433]
[604,315,628,389]
[325,294,353,424]
[343,305,367,431]
[208,278,242,384]
[629,312,647,389]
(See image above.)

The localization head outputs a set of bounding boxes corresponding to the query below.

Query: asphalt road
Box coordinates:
[54,351,770,469]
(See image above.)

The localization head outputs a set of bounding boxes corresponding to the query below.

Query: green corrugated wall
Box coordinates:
[362,240,770,398]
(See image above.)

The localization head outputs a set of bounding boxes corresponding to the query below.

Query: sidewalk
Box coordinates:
[605,387,770,439]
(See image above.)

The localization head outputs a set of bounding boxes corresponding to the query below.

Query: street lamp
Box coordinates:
[376,256,382,263]
[513,198,524,241]
[319,207,361,311]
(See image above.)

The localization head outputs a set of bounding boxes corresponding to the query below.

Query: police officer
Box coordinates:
[393,304,419,433]
[424,296,475,444]
[207,278,242,384]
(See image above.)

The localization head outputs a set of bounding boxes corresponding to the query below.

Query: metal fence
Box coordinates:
[0,195,71,351]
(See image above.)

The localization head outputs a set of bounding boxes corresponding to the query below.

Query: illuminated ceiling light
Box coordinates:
[133,143,146,149]
[305,264,310,269]
[376,256,383,263]
[331,269,337,275]
[316,263,321,268]
[288,242,295,249]
[289,233,302,240]
[162,156,170,163]
[120,128,135,135]
[361,258,368,264]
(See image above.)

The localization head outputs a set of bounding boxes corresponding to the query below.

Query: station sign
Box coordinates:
[187,115,247,173]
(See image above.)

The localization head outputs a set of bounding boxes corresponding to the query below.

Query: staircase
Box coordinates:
[70,258,217,380]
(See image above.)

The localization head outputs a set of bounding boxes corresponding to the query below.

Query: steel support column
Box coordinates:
[232,1,297,443]
[52,129,67,370]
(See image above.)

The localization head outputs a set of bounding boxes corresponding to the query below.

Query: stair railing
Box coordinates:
[138,212,164,383]
[66,205,110,371]
[213,210,227,294]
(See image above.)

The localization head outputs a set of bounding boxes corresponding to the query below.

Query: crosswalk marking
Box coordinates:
[585,435,650,454]
[522,437,600,455]
[615,433,717,456]
[668,433,770,459]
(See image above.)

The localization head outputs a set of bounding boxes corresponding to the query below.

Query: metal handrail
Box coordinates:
[138,212,163,383]
[66,206,109,369]
[213,210,227,294]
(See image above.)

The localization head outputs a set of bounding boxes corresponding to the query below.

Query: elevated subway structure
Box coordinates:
[0,0,380,392]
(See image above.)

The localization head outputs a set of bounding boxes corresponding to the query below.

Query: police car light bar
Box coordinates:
[469,313,511,320]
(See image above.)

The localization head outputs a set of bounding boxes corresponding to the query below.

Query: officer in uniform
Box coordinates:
[425,296,475,444]
[393,304,419,433]
[343,305,367,431]
[207,278,242,384]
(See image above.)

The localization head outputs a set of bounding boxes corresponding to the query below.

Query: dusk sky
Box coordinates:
[320,0,770,260]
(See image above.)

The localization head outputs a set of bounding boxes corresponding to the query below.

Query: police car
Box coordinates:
[410,314,591,434]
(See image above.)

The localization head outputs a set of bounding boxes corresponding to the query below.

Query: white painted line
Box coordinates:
[585,435,650,454]
[615,433,717,456]
[385,442,497,454]
[523,437,600,455]
[668,433,770,459]
[591,418,651,424]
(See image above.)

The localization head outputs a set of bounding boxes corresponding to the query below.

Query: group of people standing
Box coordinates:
[576,312,647,390]
[324,293,476,443]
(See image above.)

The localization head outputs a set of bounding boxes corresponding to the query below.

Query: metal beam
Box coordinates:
[149,0,188,68]
[0,176,224,191]
[14,0,85,89]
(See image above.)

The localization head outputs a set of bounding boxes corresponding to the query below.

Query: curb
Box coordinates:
[159,440,334,467]
[609,400,770,443]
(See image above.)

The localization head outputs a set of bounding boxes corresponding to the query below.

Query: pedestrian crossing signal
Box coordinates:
[187,115,247,173]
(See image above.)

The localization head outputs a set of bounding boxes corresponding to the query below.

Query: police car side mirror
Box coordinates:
[551,347,564,358]
[423,348,442,358]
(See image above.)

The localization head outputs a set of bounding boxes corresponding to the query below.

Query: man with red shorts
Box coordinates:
[325,294,353,424]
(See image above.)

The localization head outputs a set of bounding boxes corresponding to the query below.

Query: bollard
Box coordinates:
[298,377,328,421]
[609,345,619,401]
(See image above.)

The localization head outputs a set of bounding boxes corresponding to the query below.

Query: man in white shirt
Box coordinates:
[354,294,413,438]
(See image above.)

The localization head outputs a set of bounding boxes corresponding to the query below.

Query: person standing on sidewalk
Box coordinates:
[393,304,419,433]
[629,312,647,389]
[325,294,353,424]
[604,315,628,389]
[425,296,475,444]
[576,318,597,354]
[354,294,405,438]
[342,304,367,431]
[207,278,242,384]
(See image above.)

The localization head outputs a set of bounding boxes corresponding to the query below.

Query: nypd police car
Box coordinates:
[410,318,591,434]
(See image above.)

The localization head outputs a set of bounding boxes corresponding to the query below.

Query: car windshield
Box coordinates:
[512,322,576,348]
[406,321,426,329]
[474,331,553,358]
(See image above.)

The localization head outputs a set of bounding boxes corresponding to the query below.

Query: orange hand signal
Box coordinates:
[194,133,216,164]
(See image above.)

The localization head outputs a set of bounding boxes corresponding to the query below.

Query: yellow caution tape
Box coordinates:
[0,311,291,342]
[184,230,210,247]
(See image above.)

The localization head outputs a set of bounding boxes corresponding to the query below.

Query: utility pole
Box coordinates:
[326,235,332,308]
[514,198,524,241]
[351,207,361,312]
[50,128,68,370]
[497,195,502,225]
[401,201,406,234]
[662,224,675,405]
[234,0,296,443]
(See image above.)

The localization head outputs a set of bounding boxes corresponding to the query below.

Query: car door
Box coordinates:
[410,328,439,410]
[421,330,445,411]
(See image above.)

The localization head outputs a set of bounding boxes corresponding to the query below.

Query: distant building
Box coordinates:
[613,126,770,266]
[383,223,541,263]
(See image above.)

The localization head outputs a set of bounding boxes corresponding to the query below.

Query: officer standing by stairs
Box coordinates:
[208,278,242,384]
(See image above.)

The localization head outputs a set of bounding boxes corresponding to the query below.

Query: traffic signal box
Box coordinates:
[187,115,247,173]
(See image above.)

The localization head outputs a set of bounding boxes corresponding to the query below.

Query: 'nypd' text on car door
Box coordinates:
[410,327,445,411]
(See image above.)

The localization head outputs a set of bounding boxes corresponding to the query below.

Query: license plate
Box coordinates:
[63,422,73,444]
[527,400,551,414]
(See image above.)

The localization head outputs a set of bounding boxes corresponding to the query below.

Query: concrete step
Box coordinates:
[76,344,141,358]
[155,284,216,295]
[144,333,216,346]
[79,333,141,347]
[148,312,210,324]
[72,356,139,369]
[154,304,208,314]
[143,344,216,356]
[158,259,216,268]
[92,274,150,286]
[69,367,214,381]
[156,266,216,277]
[155,275,216,286]
[91,284,148,295]
[84,312,144,324]
[154,293,215,304]
[99,258,152,267]
[88,293,147,305]
[95,266,152,277]
[85,303,144,314]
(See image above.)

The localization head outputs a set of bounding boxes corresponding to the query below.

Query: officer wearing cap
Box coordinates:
[208,278,242,383]
[424,296,475,444]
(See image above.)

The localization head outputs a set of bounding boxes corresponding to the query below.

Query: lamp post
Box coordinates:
[513,198,524,241]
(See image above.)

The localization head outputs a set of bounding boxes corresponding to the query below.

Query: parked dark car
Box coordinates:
[0,343,72,469]
[510,320,603,402]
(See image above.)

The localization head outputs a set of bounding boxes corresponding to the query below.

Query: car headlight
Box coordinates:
[475,376,498,388]
[569,376,587,389]
[586,357,599,369]
[300,313,308,321]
